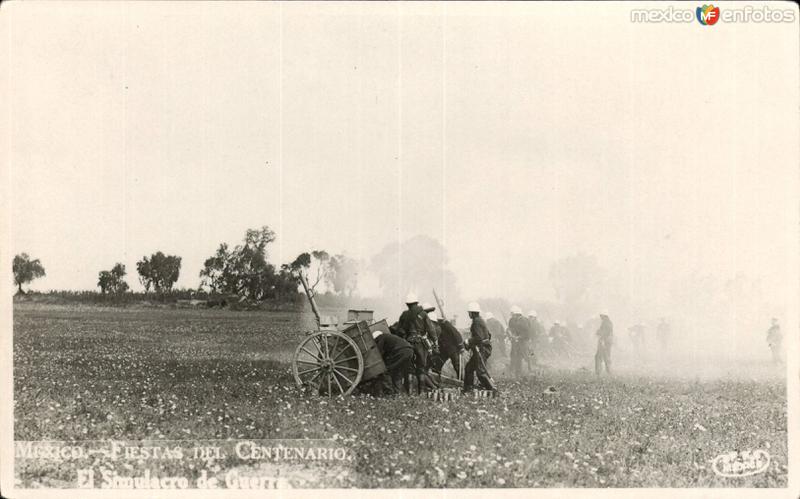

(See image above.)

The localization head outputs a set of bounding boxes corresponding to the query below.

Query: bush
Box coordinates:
[15,289,303,310]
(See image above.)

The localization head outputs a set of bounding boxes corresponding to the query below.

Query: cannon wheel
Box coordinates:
[292,331,364,397]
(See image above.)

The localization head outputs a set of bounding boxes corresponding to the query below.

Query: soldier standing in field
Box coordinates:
[766,318,782,364]
[463,302,496,392]
[528,310,545,365]
[485,312,507,358]
[396,293,438,392]
[507,305,532,377]
[595,311,614,375]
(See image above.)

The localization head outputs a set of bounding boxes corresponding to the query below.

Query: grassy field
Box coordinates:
[13,304,787,488]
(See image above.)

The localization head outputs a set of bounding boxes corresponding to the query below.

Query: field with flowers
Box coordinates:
[13,304,787,488]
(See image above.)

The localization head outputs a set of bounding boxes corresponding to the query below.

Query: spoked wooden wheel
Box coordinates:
[292,331,364,397]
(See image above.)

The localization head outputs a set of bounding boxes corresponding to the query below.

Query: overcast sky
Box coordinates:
[5,2,799,312]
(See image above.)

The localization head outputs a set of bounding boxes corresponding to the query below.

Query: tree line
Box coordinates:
[12,225,358,303]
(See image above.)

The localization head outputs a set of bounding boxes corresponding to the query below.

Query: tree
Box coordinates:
[288,250,331,298]
[370,235,462,318]
[136,251,182,293]
[199,226,291,300]
[98,263,129,294]
[12,253,46,294]
[328,254,359,297]
[276,264,301,300]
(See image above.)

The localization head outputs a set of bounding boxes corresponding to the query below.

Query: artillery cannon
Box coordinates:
[290,273,387,397]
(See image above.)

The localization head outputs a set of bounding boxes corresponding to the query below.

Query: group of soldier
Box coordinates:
[371,294,785,396]
[371,293,615,396]
[372,293,496,395]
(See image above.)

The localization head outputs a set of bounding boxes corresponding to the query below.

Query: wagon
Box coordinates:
[290,273,387,397]
[291,318,388,397]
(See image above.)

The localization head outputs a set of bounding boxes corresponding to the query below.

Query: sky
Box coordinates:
[5,2,799,322]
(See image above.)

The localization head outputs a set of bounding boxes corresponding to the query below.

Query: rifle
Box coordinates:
[432,288,447,319]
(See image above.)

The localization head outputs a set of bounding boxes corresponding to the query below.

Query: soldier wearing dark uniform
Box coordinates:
[373,330,413,394]
[507,305,531,377]
[396,293,437,392]
[595,312,613,375]
[396,293,436,375]
[528,310,545,365]
[464,302,496,392]
[485,312,507,358]
[431,312,465,376]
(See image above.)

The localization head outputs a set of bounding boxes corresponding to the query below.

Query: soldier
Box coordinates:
[485,312,507,358]
[464,302,496,392]
[528,310,545,365]
[766,318,782,364]
[431,312,466,378]
[373,330,414,395]
[595,311,614,375]
[396,293,438,392]
[507,305,532,377]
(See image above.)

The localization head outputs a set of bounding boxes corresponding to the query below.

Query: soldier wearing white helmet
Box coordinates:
[464,302,496,392]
